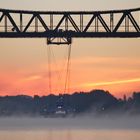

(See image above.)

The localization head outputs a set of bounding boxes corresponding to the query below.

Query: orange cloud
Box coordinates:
[81,78,140,87]
[21,75,42,82]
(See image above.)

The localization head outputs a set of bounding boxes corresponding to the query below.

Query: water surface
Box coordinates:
[0,117,140,140]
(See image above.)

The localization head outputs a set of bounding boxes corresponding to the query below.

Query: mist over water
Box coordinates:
[0,116,140,140]
[0,115,140,130]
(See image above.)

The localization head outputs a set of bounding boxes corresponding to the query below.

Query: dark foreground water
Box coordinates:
[0,117,140,140]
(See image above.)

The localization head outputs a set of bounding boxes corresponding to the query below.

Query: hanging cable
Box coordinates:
[46,39,52,94]
[64,44,72,94]
[49,46,65,93]
[67,45,72,94]
[46,39,72,95]
[49,45,72,94]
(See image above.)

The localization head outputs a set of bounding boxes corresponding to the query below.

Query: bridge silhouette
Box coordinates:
[0,7,140,44]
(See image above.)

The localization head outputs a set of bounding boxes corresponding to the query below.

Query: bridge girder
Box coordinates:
[0,8,140,44]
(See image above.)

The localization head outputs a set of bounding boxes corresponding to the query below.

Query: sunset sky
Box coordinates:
[0,0,140,98]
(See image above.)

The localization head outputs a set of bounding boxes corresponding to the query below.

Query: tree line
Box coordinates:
[0,90,140,117]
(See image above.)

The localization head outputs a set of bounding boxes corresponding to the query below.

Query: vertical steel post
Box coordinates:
[95,16,98,32]
[65,16,68,31]
[20,13,23,32]
[125,15,129,32]
[50,14,53,30]
[80,14,83,32]
[110,13,114,32]
[35,16,38,32]
[5,15,7,32]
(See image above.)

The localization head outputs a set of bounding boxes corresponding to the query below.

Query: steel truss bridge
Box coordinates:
[0,8,140,44]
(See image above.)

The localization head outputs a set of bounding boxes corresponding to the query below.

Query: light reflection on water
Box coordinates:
[0,129,140,140]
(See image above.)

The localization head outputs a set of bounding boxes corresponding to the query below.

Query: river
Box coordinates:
[0,117,140,140]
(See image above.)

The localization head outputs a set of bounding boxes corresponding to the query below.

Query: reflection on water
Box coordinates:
[0,129,140,140]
